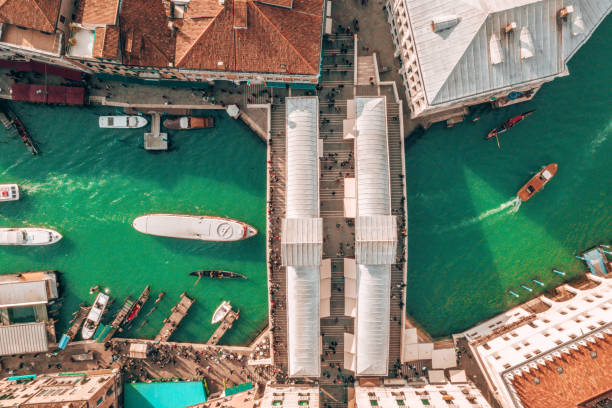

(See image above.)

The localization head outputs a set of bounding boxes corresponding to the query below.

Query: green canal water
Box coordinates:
[405,17,612,338]
[0,106,267,345]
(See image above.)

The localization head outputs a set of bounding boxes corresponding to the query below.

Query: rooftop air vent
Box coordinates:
[430,15,460,33]
[519,26,535,59]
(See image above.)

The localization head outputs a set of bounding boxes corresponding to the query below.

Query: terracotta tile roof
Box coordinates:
[119,0,175,67]
[175,0,322,75]
[75,0,120,25]
[510,332,612,408]
[234,0,248,29]
[256,0,293,8]
[92,26,119,59]
[0,0,60,33]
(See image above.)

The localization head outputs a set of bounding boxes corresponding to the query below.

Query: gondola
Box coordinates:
[189,270,247,279]
[486,110,535,140]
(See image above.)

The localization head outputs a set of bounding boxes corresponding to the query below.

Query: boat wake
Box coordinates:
[438,197,521,232]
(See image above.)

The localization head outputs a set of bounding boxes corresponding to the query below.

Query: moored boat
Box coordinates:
[487,110,535,140]
[132,214,257,242]
[211,301,232,324]
[126,285,151,324]
[163,116,214,130]
[190,270,247,279]
[0,228,62,245]
[0,184,19,202]
[99,115,148,129]
[82,292,110,340]
[517,163,558,202]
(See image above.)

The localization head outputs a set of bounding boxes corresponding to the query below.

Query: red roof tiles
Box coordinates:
[0,0,60,33]
[256,0,293,8]
[511,333,612,408]
[92,26,119,59]
[75,0,120,25]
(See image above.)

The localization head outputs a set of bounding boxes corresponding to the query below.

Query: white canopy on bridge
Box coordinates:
[353,97,393,376]
[284,97,321,377]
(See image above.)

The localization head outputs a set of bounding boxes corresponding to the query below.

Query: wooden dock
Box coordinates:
[66,306,91,340]
[144,111,168,150]
[154,293,194,342]
[102,296,135,341]
[206,309,240,345]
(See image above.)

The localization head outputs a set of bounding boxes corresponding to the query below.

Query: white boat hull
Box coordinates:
[212,301,232,324]
[0,184,19,202]
[82,293,109,340]
[132,214,257,242]
[99,115,148,129]
[0,228,62,246]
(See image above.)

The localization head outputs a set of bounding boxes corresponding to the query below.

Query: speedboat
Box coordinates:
[163,116,214,130]
[82,292,110,340]
[211,301,232,324]
[0,228,62,245]
[99,115,148,129]
[132,214,257,242]
[0,184,19,202]
[517,163,558,202]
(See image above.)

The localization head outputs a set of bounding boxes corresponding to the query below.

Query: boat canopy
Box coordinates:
[179,117,189,128]
[541,170,552,179]
[284,97,321,378]
[0,230,25,244]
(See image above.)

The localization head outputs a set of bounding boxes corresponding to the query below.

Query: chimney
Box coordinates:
[430,15,460,33]
[559,5,574,19]
[217,61,225,70]
[171,0,190,18]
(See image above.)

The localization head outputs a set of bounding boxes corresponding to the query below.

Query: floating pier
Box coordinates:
[58,305,91,349]
[206,308,240,346]
[154,293,195,342]
[144,112,168,150]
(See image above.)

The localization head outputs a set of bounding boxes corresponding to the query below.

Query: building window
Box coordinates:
[97,396,104,406]
[60,15,66,23]
[396,400,405,406]
[370,400,378,406]
[421,399,430,405]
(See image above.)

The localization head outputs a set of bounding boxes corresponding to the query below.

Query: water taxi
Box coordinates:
[163,116,214,130]
[0,228,62,245]
[517,163,558,202]
[99,115,148,129]
[211,301,232,324]
[132,214,257,242]
[82,292,110,340]
[0,184,19,202]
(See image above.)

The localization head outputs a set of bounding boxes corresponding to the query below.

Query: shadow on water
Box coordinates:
[405,16,612,338]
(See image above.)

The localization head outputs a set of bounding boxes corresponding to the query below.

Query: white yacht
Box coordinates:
[0,228,62,246]
[132,214,257,242]
[0,184,19,202]
[211,301,232,324]
[82,292,110,340]
[99,115,148,129]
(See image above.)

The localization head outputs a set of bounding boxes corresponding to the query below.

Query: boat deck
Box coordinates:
[582,247,610,275]
[65,306,91,339]
[206,309,240,345]
[154,293,195,342]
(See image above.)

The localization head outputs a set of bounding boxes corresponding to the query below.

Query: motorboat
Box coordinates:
[99,115,148,129]
[190,270,247,279]
[0,228,62,245]
[163,116,214,130]
[0,184,19,202]
[517,164,558,202]
[81,292,110,340]
[487,110,535,140]
[211,301,232,324]
[132,214,257,242]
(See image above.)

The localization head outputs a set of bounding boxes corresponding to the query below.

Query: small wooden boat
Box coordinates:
[517,163,558,202]
[0,184,19,202]
[0,228,62,245]
[155,292,165,303]
[89,285,101,294]
[190,270,247,279]
[82,293,110,340]
[487,110,535,140]
[99,115,148,129]
[163,116,214,130]
[133,214,257,242]
[211,301,232,324]
[126,285,150,324]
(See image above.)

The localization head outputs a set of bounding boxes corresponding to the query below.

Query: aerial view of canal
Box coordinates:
[0,106,267,345]
[405,17,612,338]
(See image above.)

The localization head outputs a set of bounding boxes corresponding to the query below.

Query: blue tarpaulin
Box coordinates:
[124,381,207,408]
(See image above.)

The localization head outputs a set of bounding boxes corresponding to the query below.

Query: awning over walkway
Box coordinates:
[281,218,322,266]
[0,281,48,308]
[355,215,397,265]
[0,322,48,356]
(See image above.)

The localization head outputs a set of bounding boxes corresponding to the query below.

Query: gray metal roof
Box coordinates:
[0,322,48,356]
[281,217,323,267]
[0,280,48,308]
[404,0,611,105]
